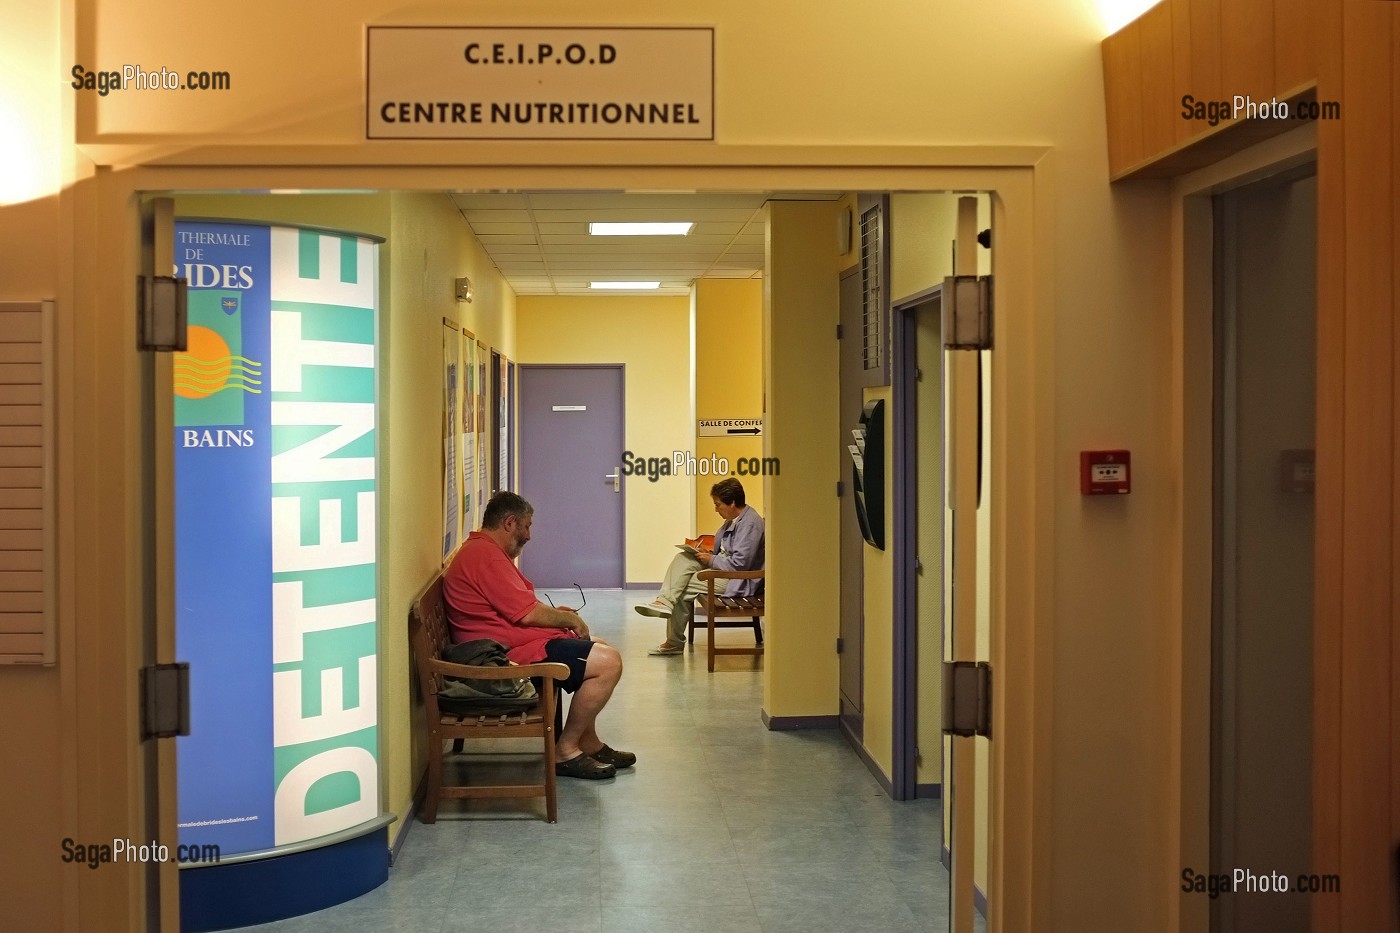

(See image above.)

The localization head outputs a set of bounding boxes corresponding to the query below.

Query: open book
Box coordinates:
[677,533,715,557]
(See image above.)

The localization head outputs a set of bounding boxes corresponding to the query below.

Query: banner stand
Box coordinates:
[179,817,392,931]
[172,220,387,929]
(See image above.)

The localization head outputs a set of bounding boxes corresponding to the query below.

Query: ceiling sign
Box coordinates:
[366,26,714,140]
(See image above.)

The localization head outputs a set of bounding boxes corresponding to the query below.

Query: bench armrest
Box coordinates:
[428,659,571,682]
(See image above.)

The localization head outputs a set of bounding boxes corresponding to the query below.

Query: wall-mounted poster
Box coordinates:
[442,321,460,558]
[461,331,476,534]
[173,220,382,860]
[496,352,509,493]
[477,340,488,512]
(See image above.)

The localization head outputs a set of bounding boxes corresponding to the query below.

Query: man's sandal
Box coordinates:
[647,643,684,656]
[589,744,636,769]
[555,753,616,780]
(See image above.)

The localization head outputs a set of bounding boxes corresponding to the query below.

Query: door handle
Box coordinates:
[604,472,620,492]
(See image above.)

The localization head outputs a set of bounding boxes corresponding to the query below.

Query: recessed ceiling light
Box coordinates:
[590,281,661,290]
[588,222,694,236]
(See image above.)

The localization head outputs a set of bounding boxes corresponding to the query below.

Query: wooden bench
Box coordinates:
[686,569,765,672]
[409,570,570,823]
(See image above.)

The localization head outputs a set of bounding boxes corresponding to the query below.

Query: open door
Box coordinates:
[943,195,993,933]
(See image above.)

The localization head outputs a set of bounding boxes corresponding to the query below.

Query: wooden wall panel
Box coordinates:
[1189,0,1224,107]
[1104,21,1146,173]
[1220,0,1276,105]
[1172,0,1195,143]
[1314,0,1398,928]
[1393,3,1400,925]
[1337,3,1393,923]
[1105,0,1321,177]
[1274,0,1317,94]
[1103,21,1148,174]
[1140,3,1178,158]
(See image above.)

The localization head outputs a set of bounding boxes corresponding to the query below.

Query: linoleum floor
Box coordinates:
[238,588,981,933]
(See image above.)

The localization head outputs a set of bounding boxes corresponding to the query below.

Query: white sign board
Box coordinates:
[698,418,763,437]
[366,26,714,140]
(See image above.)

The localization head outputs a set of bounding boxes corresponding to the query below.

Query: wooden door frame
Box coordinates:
[78,152,1048,931]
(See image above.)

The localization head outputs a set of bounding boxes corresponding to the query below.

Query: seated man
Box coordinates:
[634,477,765,656]
[444,490,634,780]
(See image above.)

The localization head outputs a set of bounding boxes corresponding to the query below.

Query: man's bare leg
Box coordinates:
[556,642,622,761]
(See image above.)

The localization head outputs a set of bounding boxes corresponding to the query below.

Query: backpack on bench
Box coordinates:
[438,639,539,713]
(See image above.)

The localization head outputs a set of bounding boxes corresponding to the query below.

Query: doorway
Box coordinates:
[517,364,626,587]
[1210,166,1317,933]
[119,166,1044,931]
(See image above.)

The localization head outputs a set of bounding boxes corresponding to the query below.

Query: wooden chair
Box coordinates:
[409,572,570,823]
[686,569,765,672]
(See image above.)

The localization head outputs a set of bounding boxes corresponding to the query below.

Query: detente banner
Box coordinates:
[172,220,382,859]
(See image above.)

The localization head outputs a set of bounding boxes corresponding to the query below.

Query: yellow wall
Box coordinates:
[693,278,765,529]
[859,384,895,774]
[382,191,516,829]
[0,4,64,928]
[763,201,841,718]
[7,0,1199,927]
[514,295,692,584]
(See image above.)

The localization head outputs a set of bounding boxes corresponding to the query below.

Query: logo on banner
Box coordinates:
[174,291,263,426]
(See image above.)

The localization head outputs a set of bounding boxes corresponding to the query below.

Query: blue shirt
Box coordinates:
[709,505,765,597]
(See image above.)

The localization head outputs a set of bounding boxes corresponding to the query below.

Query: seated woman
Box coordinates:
[635,477,764,656]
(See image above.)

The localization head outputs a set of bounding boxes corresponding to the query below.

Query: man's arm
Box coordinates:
[518,602,590,639]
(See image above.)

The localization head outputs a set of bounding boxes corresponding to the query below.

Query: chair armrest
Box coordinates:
[429,659,571,682]
[695,569,765,581]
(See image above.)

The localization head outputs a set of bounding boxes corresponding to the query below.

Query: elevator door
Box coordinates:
[1210,167,1316,933]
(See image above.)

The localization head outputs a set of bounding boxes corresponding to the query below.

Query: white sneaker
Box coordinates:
[633,599,672,619]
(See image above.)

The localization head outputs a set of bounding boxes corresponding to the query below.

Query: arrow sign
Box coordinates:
[698,418,763,437]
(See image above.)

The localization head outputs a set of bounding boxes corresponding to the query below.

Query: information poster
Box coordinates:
[442,323,460,558]
[462,332,477,533]
[477,341,488,511]
[497,354,509,491]
[173,221,381,856]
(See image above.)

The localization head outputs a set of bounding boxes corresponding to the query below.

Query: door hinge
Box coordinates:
[941,660,991,738]
[141,662,191,740]
[836,480,844,497]
[836,324,843,339]
[942,274,993,351]
[914,557,923,574]
[836,637,844,654]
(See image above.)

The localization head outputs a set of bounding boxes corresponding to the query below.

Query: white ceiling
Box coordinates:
[451,191,839,297]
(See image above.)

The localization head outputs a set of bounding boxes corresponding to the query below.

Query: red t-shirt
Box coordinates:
[443,531,569,663]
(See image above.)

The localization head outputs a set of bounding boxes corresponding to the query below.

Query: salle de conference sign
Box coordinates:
[366,26,714,140]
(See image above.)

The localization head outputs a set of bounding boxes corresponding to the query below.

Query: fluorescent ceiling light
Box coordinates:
[588,222,694,236]
[591,281,660,290]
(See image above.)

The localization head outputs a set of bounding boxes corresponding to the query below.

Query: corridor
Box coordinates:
[241,589,963,932]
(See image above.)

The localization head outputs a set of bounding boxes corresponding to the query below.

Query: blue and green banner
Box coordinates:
[174,221,381,857]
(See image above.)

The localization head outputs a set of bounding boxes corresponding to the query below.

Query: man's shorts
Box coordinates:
[542,637,594,694]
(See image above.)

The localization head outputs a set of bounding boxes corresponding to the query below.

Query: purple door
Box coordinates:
[517,365,625,587]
